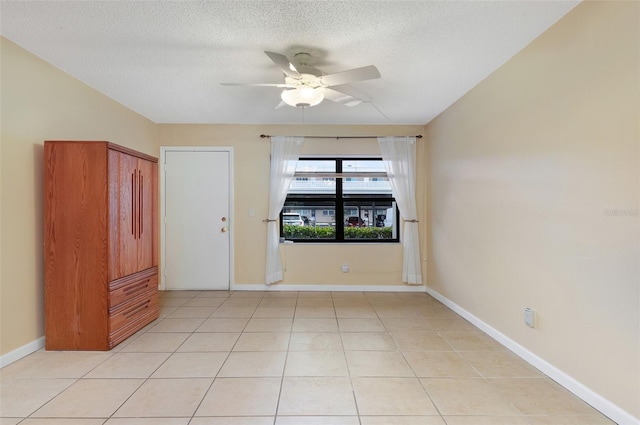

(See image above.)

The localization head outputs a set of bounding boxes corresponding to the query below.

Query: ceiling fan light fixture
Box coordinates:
[281,87,325,108]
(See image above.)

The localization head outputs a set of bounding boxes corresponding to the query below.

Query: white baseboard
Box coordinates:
[231,283,426,292]
[0,336,45,368]
[424,286,639,425]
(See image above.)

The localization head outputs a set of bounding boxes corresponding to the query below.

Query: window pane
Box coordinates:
[343,160,386,173]
[342,177,391,196]
[290,178,336,195]
[290,160,336,195]
[343,200,397,240]
[282,201,336,240]
[342,160,391,196]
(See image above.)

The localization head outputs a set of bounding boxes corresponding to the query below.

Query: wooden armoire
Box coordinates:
[44,141,159,350]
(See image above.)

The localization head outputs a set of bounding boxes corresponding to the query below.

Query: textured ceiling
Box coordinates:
[0,1,580,125]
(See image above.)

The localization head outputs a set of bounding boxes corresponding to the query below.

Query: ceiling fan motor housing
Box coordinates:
[294,52,312,66]
[281,86,325,108]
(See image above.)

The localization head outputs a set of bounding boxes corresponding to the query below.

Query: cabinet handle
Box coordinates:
[139,172,143,238]
[123,300,150,319]
[131,172,135,237]
[123,279,150,296]
[136,169,140,240]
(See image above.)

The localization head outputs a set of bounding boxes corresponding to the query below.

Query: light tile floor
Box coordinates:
[0,290,616,424]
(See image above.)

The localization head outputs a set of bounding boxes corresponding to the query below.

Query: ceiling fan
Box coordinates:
[221,51,381,108]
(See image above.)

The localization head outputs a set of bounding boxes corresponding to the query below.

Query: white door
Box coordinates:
[163,149,231,290]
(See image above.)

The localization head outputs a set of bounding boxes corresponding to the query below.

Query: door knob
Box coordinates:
[221,227,228,233]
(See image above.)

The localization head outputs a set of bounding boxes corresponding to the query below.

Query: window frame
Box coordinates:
[280,157,400,243]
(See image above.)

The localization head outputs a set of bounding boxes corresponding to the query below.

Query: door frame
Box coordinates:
[159,146,234,291]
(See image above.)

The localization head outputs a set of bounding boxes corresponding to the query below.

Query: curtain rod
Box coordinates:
[260,134,422,140]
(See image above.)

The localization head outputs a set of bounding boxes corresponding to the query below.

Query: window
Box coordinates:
[280,158,399,242]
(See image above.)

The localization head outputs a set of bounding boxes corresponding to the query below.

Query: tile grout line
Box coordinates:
[116,291,205,422]
[271,291,298,424]
[187,290,236,422]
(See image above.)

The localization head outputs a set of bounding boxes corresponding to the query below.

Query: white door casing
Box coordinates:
[161,147,233,290]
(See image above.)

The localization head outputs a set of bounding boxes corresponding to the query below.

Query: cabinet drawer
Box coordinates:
[109,291,158,336]
[109,269,157,308]
[108,299,158,349]
[109,308,158,349]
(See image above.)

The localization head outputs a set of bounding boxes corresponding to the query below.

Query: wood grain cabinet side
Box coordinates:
[44,141,159,351]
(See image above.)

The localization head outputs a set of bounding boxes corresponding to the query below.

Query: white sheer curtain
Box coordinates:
[265,136,304,285]
[378,136,423,284]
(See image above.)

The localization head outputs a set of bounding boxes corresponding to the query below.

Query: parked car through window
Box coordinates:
[282,212,304,226]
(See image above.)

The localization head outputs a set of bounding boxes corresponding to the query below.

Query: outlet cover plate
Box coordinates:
[524,308,535,328]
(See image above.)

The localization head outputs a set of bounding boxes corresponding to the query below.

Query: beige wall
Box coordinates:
[426,1,639,418]
[158,124,427,287]
[0,37,157,357]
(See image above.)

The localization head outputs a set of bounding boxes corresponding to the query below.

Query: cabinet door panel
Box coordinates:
[111,151,139,278]
[108,149,120,281]
[137,158,155,271]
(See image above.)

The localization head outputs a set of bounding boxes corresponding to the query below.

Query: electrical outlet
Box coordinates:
[524,308,536,328]
[342,263,349,273]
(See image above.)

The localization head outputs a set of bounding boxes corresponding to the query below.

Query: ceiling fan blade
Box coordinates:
[324,85,374,107]
[319,65,381,87]
[324,88,362,107]
[328,85,371,101]
[220,82,290,87]
[275,100,287,109]
[265,51,301,78]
